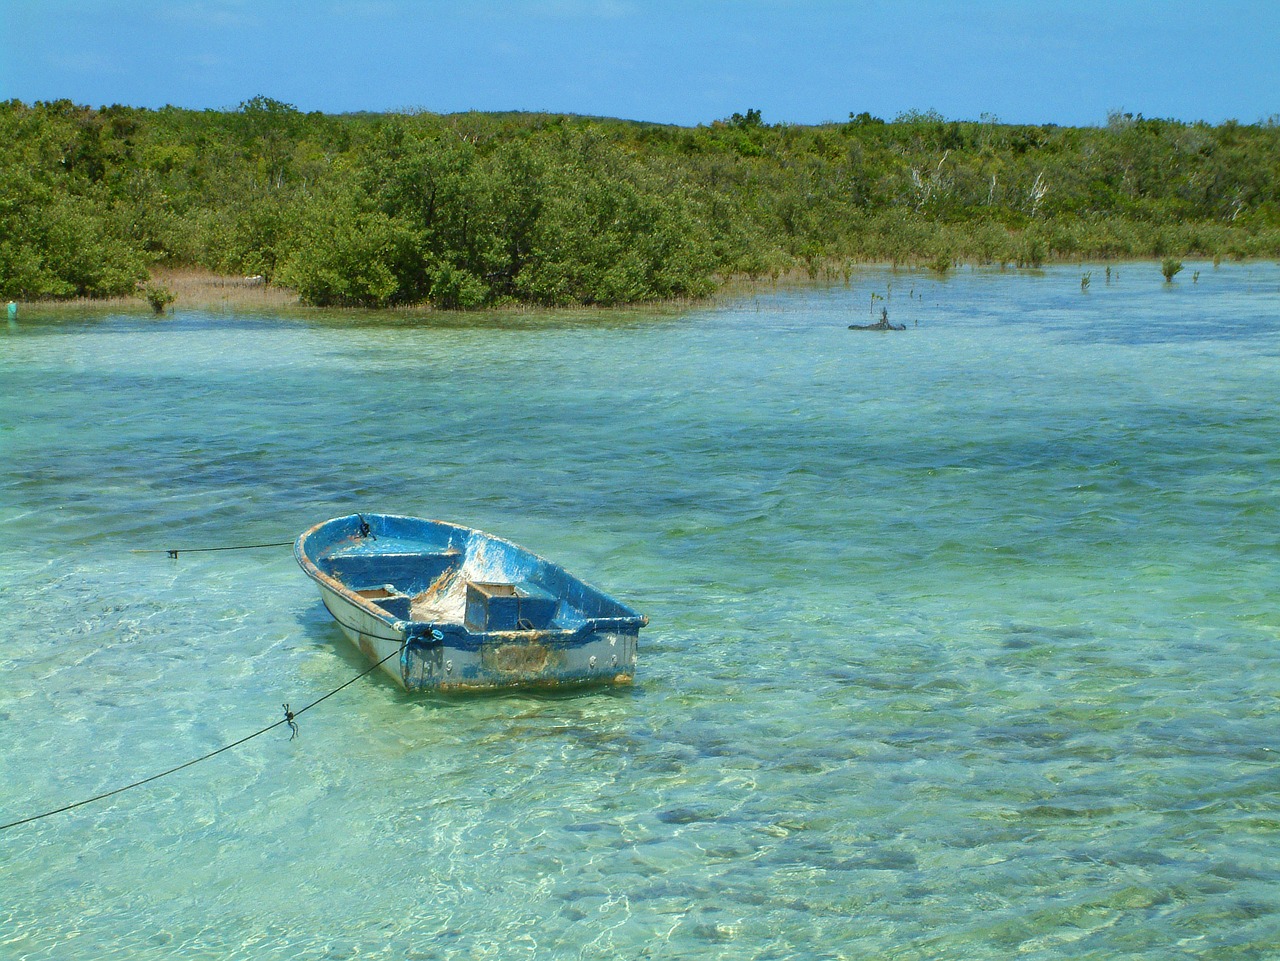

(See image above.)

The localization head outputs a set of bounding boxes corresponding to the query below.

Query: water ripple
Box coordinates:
[3,264,1279,959]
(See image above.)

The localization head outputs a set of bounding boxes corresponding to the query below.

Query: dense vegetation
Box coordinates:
[3,98,1279,307]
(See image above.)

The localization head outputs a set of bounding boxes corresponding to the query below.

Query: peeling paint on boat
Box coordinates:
[296,513,646,692]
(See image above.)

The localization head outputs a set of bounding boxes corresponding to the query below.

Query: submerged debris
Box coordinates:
[849,307,905,331]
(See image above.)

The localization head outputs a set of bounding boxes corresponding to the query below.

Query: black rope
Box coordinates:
[0,645,403,833]
[131,541,295,559]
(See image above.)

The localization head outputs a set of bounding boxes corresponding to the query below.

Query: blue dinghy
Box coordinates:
[295,513,646,692]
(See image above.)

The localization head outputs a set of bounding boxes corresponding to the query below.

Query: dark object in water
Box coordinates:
[849,307,905,331]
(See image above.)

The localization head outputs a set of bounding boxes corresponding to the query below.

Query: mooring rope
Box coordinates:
[0,645,403,833]
[131,541,295,559]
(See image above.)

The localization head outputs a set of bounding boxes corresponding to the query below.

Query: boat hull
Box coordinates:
[296,514,645,692]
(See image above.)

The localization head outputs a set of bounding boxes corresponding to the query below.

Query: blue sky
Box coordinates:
[3,0,1278,126]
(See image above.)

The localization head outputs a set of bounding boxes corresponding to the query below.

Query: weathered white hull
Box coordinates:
[318,584,409,686]
[318,581,638,691]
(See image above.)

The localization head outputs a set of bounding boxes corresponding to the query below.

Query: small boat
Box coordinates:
[295,513,646,692]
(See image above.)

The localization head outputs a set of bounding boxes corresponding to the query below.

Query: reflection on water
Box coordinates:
[3,263,1279,959]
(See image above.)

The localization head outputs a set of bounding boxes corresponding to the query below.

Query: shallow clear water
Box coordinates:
[3,263,1279,959]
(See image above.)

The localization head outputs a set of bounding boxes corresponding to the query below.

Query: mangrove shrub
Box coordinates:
[3,99,1280,305]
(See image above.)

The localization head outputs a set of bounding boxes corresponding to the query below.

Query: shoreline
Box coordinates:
[13,268,303,313]
[8,256,1252,314]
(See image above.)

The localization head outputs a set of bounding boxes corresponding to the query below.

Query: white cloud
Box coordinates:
[478,0,638,20]
[45,50,122,75]
[156,0,257,29]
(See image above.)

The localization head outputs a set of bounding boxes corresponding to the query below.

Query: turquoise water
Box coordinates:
[2,263,1279,959]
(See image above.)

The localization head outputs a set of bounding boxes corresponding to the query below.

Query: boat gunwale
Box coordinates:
[295,519,415,635]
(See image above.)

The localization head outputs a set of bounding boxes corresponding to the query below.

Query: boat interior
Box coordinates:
[325,549,563,632]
